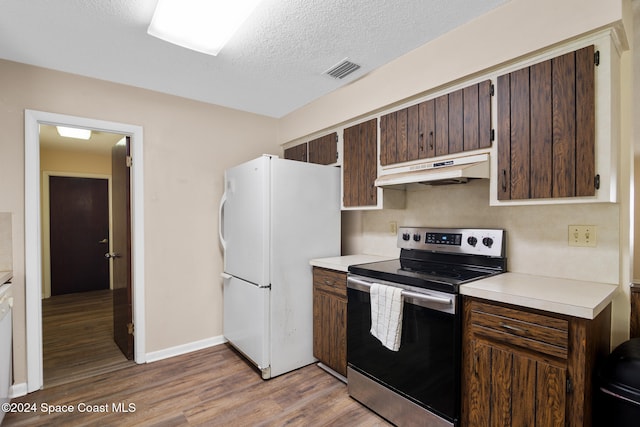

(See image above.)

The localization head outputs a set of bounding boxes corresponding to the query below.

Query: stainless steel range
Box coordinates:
[347,227,506,427]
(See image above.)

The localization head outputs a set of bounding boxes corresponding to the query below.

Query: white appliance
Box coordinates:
[218,155,341,379]
[0,282,13,425]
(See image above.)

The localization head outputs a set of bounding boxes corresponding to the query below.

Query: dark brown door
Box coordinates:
[111,137,134,360]
[497,45,595,200]
[49,176,109,296]
[308,133,337,165]
[343,118,377,207]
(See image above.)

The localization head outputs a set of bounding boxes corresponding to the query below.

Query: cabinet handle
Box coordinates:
[500,322,528,335]
[429,131,434,150]
[501,169,507,192]
[419,132,424,151]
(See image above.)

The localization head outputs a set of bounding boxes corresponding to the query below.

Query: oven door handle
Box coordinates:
[347,277,453,306]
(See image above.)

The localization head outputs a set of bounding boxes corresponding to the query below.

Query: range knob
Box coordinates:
[402,232,411,241]
[482,237,494,248]
[467,236,478,247]
[413,234,421,242]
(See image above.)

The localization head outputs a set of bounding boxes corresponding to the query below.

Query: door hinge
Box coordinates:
[490,129,495,141]
[126,156,133,167]
[127,322,134,335]
[490,84,495,96]
[594,174,600,190]
[566,377,573,394]
[594,50,600,66]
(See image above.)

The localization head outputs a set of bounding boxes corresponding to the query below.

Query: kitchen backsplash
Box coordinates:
[0,213,12,271]
[342,180,619,285]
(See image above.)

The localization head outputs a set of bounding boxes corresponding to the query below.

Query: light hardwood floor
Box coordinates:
[6,291,391,426]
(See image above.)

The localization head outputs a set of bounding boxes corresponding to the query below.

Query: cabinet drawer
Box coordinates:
[313,267,346,298]
[468,300,569,359]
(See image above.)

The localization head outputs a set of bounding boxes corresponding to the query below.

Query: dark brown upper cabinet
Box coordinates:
[308,132,338,165]
[497,45,596,200]
[343,118,378,208]
[284,133,337,165]
[284,142,308,162]
[380,80,492,166]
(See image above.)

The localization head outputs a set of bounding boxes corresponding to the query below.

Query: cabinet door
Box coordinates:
[312,268,347,376]
[284,143,308,162]
[380,101,424,166]
[498,45,595,200]
[343,118,377,207]
[379,81,491,166]
[313,288,347,376]
[464,339,492,427]
[419,99,436,158]
[308,133,337,165]
[465,339,566,426]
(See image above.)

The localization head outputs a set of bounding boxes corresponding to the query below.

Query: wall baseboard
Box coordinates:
[145,335,227,363]
[10,382,28,398]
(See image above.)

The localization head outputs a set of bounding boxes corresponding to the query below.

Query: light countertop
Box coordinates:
[310,255,396,273]
[309,256,616,320]
[461,272,617,320]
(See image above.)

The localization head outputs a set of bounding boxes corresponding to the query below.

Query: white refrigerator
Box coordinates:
[218,155,341,379]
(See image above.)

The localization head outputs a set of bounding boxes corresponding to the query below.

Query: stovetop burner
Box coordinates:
[348,227,507,294]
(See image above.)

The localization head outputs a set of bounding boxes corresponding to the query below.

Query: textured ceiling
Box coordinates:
[0,0,508,118]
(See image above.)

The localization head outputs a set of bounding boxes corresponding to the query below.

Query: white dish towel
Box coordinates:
[369,283,404,351]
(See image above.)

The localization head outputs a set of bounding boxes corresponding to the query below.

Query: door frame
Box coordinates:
[42,172,113,298]
[25,110,146,393]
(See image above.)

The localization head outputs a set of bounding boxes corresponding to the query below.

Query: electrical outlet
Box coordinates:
[389,221,397,235]
[568,225,597,247]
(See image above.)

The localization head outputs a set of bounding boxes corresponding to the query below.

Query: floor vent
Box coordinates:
[324,59,361,79]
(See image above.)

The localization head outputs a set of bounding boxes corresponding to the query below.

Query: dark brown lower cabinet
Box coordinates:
[312,267,347,377]
[631,285,640,339]
[462,297,611,427]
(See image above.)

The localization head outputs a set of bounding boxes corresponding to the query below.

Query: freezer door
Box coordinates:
[223,275,270,376]
[220,156,270,286]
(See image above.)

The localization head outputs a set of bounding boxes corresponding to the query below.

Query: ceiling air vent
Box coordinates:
[324,58,361,79]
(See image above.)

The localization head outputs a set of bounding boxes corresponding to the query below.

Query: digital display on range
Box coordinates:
[426,232,462,246]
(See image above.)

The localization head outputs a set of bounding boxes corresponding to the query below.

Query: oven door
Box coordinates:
[347,275,460,425]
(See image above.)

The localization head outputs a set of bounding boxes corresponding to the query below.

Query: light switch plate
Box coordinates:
[568,225,597,247]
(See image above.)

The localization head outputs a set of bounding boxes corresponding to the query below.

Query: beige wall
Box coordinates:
[0,59,279,385]
[40,147,112,175]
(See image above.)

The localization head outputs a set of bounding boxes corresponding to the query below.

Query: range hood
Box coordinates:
[375,153,490,188]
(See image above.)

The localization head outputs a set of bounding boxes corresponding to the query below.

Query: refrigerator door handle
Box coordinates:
[218,191,227,250]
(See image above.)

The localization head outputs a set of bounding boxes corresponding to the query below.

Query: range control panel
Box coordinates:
[398,227,505,257]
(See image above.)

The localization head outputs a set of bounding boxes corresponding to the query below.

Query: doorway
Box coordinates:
[39,126,133,387]
[24,110,146,393]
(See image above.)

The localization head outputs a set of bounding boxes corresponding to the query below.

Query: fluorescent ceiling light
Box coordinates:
[147,0,263,56]
[56,126,91,140]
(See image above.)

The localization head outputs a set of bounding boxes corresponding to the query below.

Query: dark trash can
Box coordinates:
[596,338,640,427]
